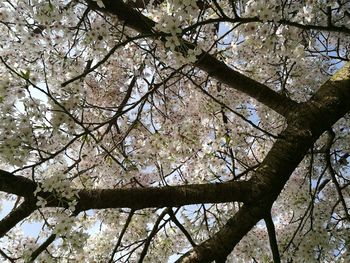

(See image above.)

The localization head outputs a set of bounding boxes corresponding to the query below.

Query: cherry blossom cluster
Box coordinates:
[0,0,349,262]
[152,0,201,64]
[34,173,79,212]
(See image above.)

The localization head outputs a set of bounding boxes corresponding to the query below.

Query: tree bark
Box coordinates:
[176,63,350,262]
[84,0,298,117]
[0,1,349,262]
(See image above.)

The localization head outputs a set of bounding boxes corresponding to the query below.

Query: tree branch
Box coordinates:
[0,170,251,210]
[264,212,281,263]
[174,63,350,262]
[325,130,350,221]
[29,234,56,261]
[176,204,265,263]
[108,210,135,263]
[76,181,251,211]
[0,170,250,239]
[0,200,37,238]
[84,0,298,117]
[0,248,15,263]
[138,208,169,262]
[0,170,36,198]
[168,208,197,247]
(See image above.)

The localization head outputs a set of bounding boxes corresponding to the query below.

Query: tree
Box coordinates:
[0,0,349,262]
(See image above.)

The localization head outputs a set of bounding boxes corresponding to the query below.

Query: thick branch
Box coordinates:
[195,54,297,117]
[0,170,251,210]
[0,170,250,239]
[176,204,265,263]
[0,200,37,238]
[76,181,251,211]
[84,0,297,116]
[0,170,36,198]
[176,63,350,262]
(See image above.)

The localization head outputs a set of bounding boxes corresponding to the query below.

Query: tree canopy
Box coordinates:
[0,0,349,262]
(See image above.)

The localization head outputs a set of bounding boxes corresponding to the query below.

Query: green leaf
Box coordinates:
[20,70,31,80]
[224,134,231,145]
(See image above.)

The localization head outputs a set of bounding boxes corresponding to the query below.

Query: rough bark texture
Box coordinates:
[77,181,252,210]
[176,63,350,262]
[0,171,251,209]
[0,1,349,262]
